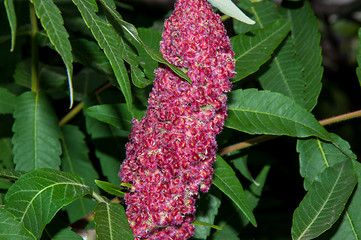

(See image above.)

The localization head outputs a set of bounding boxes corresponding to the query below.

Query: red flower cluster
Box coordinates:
[119,0,235,239]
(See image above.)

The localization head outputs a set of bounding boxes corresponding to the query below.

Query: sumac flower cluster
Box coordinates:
[119,0,235,239]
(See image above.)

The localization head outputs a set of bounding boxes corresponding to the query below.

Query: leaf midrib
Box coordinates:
[297,164,344,240]
[20,181,88,223]
[235,21,288,61]
[228,107,328,140]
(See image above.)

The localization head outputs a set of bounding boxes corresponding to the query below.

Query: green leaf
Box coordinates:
[95,180,125,197]
[4,0,17,51]
[0,209,36,240]
[5,168,93,239]
[297,134,354,190]
[72,0,132,109]
[258,37,306,108]
[234,0,281,34]
[0,169,25,181]
[357,28,361,86]
[319,161,361,240]
[84,98,127,185]
[98,0,191,84]
[31,0,74,107]
[60,125,99,222]
[12,91,62,171]
[0,138,14,169]
[94,202,133,240]
[192,221,222,230]
[193,187,222,239]
[231,19,291,82]
[208,0,255,24]
[132,28,160,80]
[212,155,257,227]
[279,1,323,111]
[85,103,145,131]
[42,227,83,240]
[225,89,330,140]
[0,87,16,114]
[71,38,113,77]
[291,160,357,240]
[130,65,152,88]
[231,155,254,183]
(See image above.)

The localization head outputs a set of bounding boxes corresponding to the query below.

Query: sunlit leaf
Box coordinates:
[95,180,125,197]
[31,0,74,107]
[94,202,133,240]
[291,160,357,240]
[0,209,36,240]
[0,169,25,181]
[225,89,330,140]
[12,91,62,171]
[5,168,92,239]
[231,19,291,82]
[213,155,257,227]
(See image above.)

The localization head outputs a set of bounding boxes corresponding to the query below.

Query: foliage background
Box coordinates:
[0,0,361,239]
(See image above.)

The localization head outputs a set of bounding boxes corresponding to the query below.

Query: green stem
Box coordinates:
[92,192,107,203]
[219,109,361,156]
[30,3,39,93]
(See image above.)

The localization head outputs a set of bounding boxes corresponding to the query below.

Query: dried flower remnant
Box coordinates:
[119,0,235,239]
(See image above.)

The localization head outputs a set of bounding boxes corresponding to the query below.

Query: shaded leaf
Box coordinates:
[0,209,36,240]
[5,168,92,239]
[357,28,361,86]
[0,169,25,181]
[212,155,257,227]
[297,134,354,190]
[0,138,14,169]
[4,0,17,51]
[31,0,74,107]
[234,0,281,34]
[71,38,113,77]
[280,1,323,111]
[12,91,62,171]
[60,125,99,222]
[72,0,132,109]
[0,87,16,114]
[84,98,127,185]
[291,160,357,240]
[94,202,133,240]
[225,89,330,140]
[85,103,145,130]
[43,227,83,240]
[95,180,126,197]
[258,37,306,108]
[193,187,222,239]
[232,19,291,82]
